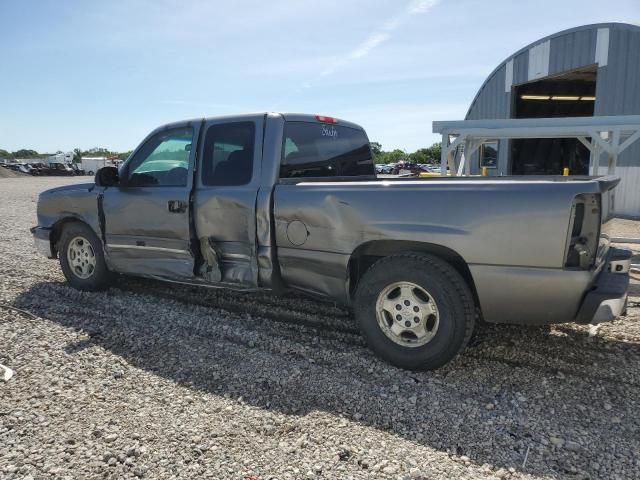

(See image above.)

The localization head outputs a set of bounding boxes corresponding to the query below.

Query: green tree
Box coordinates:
[0,149,11,158]
[408,143,441,164]
[426,143,441,163]
[386,149,408,163]
[12,149,38,158]
[117,151,133,161]
[73,148,82,163]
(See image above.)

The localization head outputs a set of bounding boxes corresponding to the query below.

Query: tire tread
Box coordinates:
[354,252,476,370]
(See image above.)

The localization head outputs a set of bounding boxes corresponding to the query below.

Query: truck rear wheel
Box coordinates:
[354,253,475,370]
[59,222,112,291]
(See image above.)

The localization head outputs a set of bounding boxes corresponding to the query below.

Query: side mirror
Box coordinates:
[95,166,119,187]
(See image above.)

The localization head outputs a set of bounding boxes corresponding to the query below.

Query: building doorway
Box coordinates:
[510,66,596,175]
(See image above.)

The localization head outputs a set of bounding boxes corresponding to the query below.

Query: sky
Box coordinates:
[1,0,639,154]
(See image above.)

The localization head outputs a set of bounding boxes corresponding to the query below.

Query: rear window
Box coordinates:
[280,121,374,179]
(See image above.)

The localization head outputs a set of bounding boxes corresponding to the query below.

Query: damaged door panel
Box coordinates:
[102,121,201,279]
[193,116,264,287]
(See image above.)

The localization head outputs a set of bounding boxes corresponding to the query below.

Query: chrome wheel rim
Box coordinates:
[375,281,440,347]
[67,236,96,279]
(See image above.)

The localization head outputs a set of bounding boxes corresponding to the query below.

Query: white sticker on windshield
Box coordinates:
[321,125,338,138]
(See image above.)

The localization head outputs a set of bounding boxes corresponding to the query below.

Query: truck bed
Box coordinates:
[272,175,618,324]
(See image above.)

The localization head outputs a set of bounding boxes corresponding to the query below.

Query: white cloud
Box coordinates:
[409,0,439,14]
[319,0,440,77]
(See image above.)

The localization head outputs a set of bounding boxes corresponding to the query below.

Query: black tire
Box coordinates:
[354,253,475,370]
[58,222,112,291]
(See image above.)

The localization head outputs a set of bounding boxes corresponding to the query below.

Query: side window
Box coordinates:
[202,122,255,186]
[280,122,374,179]
[125,127,194,187]
[480,141,498,169]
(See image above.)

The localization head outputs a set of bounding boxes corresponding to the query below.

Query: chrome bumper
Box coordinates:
[31,226,55,258]
[575,247,631,324]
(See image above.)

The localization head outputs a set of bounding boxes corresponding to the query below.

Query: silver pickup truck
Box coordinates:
[32,113,631,370]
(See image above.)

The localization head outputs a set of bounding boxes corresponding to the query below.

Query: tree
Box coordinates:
[0,149,11,158]
[12,149,38,158]
[73,148,82,163]
[409,143,441,164]
[386,149,408,163]
[370,141,382,155]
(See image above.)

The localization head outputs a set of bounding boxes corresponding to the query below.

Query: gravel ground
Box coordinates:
[1,177,639,480]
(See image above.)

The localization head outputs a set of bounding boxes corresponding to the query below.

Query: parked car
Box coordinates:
[70,163,86,176]
[46,162,75,176]
[394,161,426,176]
[32,113,630,370]
[28,163,48,175]
[375,164,394,174]
[10,163,36,175]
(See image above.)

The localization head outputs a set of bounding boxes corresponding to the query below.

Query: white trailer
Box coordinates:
[81,157,111,175]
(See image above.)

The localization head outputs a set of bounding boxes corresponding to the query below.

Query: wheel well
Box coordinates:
[50,218,89,256]
[348,241,481,311]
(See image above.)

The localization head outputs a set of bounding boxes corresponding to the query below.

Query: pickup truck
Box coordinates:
[32,113,631,370]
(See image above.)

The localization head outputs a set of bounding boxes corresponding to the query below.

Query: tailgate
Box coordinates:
[565,176,619,271]
[595,176,620,268]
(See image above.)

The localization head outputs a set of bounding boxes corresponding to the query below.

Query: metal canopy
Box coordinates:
[432,115,640,176]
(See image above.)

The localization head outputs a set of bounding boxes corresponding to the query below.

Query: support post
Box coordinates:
[439,131,449,177]
[456,142,466,177]
[441,133,464,177]
[461,139,482,176]
[609,129,620,174]
[590,142,600,175]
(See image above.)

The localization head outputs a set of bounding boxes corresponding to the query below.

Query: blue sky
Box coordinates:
[1,0,639,153]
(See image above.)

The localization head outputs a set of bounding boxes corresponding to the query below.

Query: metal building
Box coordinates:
[464,22,640,216]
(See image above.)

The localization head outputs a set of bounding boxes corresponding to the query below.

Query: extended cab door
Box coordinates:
[102,121,201,279]
[192,115,264,286]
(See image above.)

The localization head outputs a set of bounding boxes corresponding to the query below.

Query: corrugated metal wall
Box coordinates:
[464,23,640,216]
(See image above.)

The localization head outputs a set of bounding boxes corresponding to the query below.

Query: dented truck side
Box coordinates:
[32,112,631,370]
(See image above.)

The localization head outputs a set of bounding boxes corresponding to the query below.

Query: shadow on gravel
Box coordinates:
[15,280,640,478]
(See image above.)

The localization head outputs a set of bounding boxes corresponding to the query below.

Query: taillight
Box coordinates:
[315,115,338,124]
[565,194,600,269]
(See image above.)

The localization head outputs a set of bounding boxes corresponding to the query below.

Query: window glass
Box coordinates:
[280,122,374,178]
[202,122,255,186]
[126,127,193,186]
[480,141,498,168]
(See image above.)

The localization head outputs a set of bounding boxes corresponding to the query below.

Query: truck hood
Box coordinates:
[40,182,96,196]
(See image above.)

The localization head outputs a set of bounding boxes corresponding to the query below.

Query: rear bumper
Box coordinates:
[31,226,55,258]
[575,247,631,324]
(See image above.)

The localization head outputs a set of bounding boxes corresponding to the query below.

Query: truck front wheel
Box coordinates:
[59,222,112,291]
[354,253,475,370]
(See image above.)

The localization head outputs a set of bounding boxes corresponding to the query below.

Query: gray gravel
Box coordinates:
[1,176,639,480]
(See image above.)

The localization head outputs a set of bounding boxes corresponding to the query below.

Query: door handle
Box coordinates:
[168,200,187,213]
